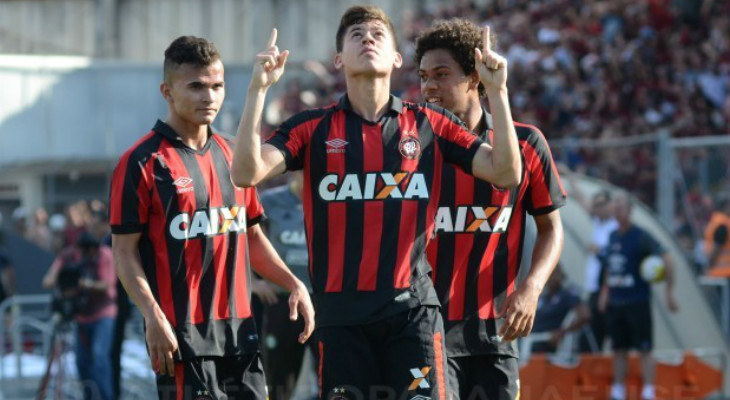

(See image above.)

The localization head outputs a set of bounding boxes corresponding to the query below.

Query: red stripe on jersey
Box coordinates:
[197,152,230,320]
[507,181,529,296]
[516,123,566,197]
[110,131,156,226]
[357,122,384,291]
[448,169,474,320]
[163,146,206,324]
[325,111,347,292]
[425,124,444,251]
[318,340,324,399]
[521,143,551,210]
[213,135,251,318]
[234,232,251,318]
[426,235,439,283]
[394,111,421,288]
[433,332,446,400]
[148,159,177,327]
[477,234,499,319]
[174,363,185,400]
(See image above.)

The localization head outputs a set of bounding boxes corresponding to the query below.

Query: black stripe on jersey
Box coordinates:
[209,142,242,318]
[342,113,365,289]
[434,167,456,320]
[377,115,404,290]
[120,136,163,230]
[177,148,215,323]
[153,153,190,329]
[308,111,333,292]
[464,180,493,328]
[412,110,436,277]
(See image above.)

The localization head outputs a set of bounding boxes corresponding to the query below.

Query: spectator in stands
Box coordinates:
[569,173,618,352]
[26,208,53,252]
[530,265,590,354]
[42,233,117,400]
[599,192,678,400]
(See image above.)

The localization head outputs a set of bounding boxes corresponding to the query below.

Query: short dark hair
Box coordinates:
[414,18,492,97]
[163,36,220,82]
[336,5,398,52]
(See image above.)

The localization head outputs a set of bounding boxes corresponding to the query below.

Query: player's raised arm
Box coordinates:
[232,28,290,187]
[471,26,521,187]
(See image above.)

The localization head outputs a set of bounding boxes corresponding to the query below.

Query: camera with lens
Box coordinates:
[51,234,99,322]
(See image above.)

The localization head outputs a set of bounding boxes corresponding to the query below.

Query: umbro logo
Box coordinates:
[325,138,348,154]
[173,177,194,194]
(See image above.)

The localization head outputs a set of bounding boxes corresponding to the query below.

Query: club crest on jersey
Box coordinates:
[399,135,421,160]
[434,205,513,233]
[318,172,429,201]
[169,206,247,240]
[172,177,194,194]
[325,138,348,154]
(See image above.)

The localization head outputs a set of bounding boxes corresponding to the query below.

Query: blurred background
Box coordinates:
[0,0,728,399]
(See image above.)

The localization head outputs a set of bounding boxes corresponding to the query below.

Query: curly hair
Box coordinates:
[163,36,220,82]
[414,18,491,97]
[336,5,398,53]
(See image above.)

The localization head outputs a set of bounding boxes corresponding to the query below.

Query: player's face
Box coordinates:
[162,59,225,127]
[334,20,402,76]
[419,48,476,116]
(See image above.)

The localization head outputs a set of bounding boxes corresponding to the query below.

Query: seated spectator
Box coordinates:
[530,265,590,354]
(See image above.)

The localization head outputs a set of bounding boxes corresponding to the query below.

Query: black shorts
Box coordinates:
[606,301,653,351]
[156,353,266,400]
[317,305,448,400]
[447,354,519,400]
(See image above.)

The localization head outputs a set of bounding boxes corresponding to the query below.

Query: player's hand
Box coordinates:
[145,307,179,377]
[475,25,508,93]
[288,282,315,343]
[495,281,541,342]
[252,278,279,305]
[666,292,679,313]
[251,28,289,90]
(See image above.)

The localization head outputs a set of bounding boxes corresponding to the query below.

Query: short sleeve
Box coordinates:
[422,104,482,174]
[245,187,265,228]
[266,109,325,172]
[522,127,567,215]
[109,150,153,234]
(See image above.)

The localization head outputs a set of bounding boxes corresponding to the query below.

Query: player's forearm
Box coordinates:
[113,247,162,321]
[525,212,564,294]
[232,86,270,187]
[248,227,304,293]
[485,87,521,187]
[663,255,676,294]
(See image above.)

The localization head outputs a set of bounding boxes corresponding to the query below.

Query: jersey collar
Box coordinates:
[153,120,216,153]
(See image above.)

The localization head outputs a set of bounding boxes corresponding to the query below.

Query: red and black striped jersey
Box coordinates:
[267,95,484,326]
[426,111,566,357]
[110,120,263,360]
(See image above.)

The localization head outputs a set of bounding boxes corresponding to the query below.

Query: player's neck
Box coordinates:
[165,116,209,150]
[461,96,485,134]
[345,76,392,122]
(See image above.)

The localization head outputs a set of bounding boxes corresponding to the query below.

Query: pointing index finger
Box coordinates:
[483,25,491,53]
[267,28,278,48]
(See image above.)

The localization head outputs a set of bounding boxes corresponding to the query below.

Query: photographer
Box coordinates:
[43,232,117,400]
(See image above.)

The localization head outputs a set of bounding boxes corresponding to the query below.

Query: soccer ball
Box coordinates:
[640,255,665,283]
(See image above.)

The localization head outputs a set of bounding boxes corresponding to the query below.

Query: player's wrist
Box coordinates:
[484,86,508,98]
[247,84,270,94]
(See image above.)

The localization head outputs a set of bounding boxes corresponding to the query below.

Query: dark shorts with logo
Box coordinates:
[606,301,653,351]
[156,353,266,400]
[447,354,519,400]
[317,305,448,400]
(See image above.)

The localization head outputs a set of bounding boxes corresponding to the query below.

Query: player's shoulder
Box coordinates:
[407,101,468,129]
[117,129,163,167]
[280,103,338,130]
[513,121,547,145]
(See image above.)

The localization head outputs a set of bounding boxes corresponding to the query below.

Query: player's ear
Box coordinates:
[160,82,173,104]
[333,52,343,71]
[468,70,480,91]
[393,51,403,69]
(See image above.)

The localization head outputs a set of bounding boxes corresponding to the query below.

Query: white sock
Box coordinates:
[641,384,655,400]
[611,383,626,400]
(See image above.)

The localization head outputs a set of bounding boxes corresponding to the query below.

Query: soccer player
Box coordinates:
[598,192,678,400]
[414,18,566,399]
[231,5,521,398]
[110,36,314,400]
